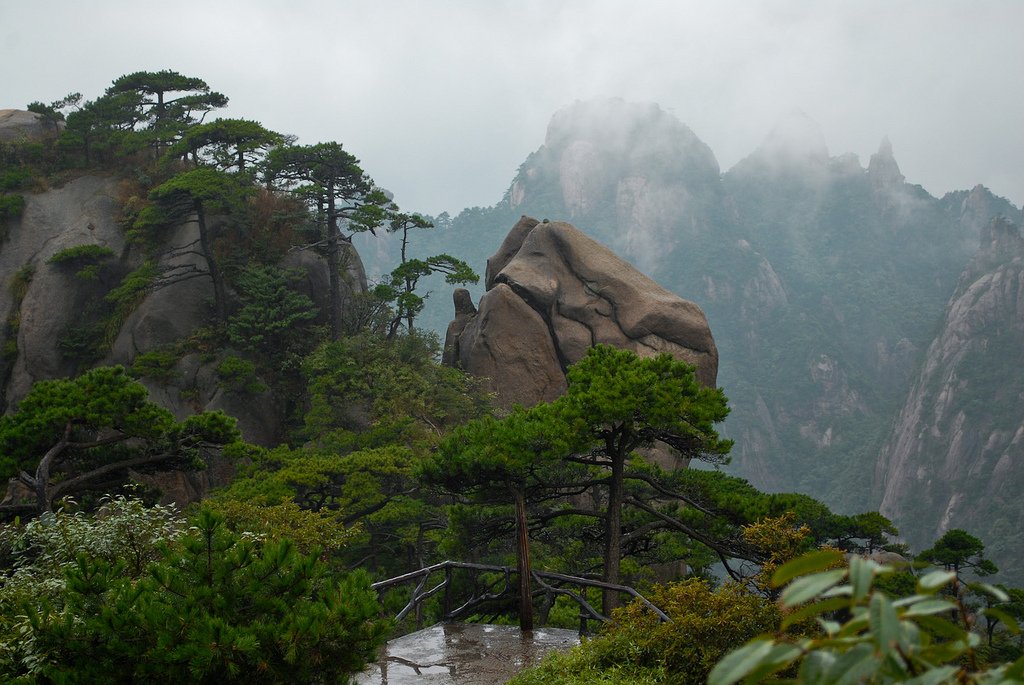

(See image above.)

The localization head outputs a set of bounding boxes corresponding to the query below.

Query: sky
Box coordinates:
[2,1,1022,216]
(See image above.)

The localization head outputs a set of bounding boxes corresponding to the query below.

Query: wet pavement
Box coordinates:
[356,622,580,685]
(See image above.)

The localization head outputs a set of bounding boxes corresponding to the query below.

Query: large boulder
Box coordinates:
[0,109,62,142]
[445,216,718,408]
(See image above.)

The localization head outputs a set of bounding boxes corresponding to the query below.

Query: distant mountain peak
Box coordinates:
[868,136,905,190]
[541,97,720,174]
[978,214,1023,255]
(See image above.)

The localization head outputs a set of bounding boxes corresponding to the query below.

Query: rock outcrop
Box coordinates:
[444,216,718,408]
[0,173,368,505]
[1,175,125,399]
[875,215,1024,565]
[0,109,61,142]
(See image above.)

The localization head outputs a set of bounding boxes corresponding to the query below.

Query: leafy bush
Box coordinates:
[207,498,360,557]
[129,347,183,382]
[709,550,1024,685]
[216,355,267,394]
[0,496,186,675]
[58,321,105,363]
[8,264,33,300]
[2,507,387,683]
[0,194,26,224]
[509,647,661,685]
[510,579,781,685]
[0,167,33,191]
[102,261,158,346]
[45,244,116,266]
[302,330,491,450]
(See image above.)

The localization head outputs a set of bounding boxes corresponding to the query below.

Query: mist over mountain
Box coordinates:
[415,97,1024,580]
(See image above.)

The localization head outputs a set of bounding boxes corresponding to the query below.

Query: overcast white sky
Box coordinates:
[2,1,1022,216]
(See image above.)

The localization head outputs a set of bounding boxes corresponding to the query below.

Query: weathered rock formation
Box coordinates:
[0,173,368,505]
[875,215,1024,567]
[444,216,718,408]
[0,109,61,142]
[1,175,125,400]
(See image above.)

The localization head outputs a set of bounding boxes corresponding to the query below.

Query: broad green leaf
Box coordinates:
[903,665,960,685]
[848,556,879,603]
[781,570,848,608]
[829,644,880,685]
[837,612,870,639]
[741,643,802,684]
[969,582,1010,602]
[821,585,853,599]
[817,618,841,636]
[1004,651,1024,680]
[708,639,776,685]
[914,615,967,641]
[799,650,836,685]
[901,598,957,618]
[773,550,845,588]
[869,593,899,654]
[917,570,956,593]
[919,639,968,664]
[980,607,1020,635]
[782,597,851,631]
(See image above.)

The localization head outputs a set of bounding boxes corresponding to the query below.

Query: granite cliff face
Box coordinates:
[876,215,1024,568]
[444,216,717,408]
[0,173,367,505]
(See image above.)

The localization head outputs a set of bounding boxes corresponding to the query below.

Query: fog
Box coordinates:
[2,1,1021,215]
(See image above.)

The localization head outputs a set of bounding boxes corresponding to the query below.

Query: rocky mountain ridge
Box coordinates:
[431,97,1024,579]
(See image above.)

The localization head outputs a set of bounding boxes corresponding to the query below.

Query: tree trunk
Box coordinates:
[195,201,228,321]
[326,186,342,339]
[511,484,534,631]
[33,422,72,513]
[602,453,624,615]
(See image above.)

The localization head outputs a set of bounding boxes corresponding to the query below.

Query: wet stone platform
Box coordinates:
[356,622,580,685]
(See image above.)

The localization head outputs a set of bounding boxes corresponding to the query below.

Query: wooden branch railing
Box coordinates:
[371,560,670,634]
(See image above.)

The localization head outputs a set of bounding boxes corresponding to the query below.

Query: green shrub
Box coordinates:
[128,347,182,382]
[227,265,319,371]
[8,264,33,300]
[0,167,32,191]
[509,647,661,685]
[2,507,388,683]
[59,322,105,363]
[45,244,116,265]
[709,551,1024,685]
[47,244,117,281]
[511,580,781,685]
[102,261,158,346]
[216,355,267,394]
[0,194,25,224]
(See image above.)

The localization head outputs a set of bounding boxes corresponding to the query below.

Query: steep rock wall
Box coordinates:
[875,216,1024,574]
[0,173,368,505]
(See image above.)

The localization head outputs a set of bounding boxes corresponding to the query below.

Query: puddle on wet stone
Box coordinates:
[357,622,580,685]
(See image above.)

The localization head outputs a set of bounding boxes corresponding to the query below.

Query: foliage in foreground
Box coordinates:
[709,551,1024,685]
[510,578,781,685]
[0,503,386,684]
